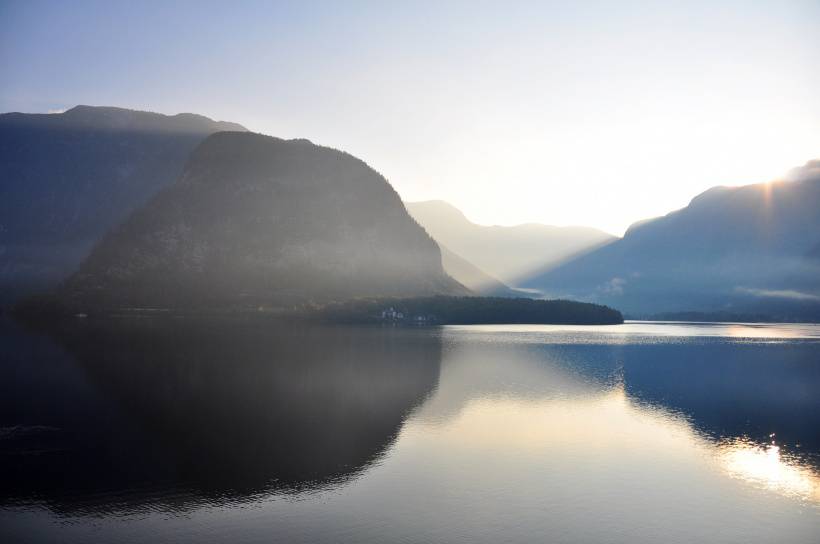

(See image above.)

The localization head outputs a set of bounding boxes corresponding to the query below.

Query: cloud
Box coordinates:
[599,277,626,295]
[47,108,66,114]
[735,287,820,302]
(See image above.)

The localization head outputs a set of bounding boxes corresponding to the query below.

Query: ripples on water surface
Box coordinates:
[1,319,818,543]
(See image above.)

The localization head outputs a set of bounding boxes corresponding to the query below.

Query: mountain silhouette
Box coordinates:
[405,200,614,285]
[60,132,467,310]
[0,105,246,303]
[522,160,820,320]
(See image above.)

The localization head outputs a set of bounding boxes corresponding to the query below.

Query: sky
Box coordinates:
[1,0,819,235]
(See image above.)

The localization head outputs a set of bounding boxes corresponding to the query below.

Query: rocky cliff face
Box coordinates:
[62,132,467,309]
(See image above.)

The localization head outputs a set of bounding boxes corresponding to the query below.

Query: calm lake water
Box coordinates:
[1,318,819,543]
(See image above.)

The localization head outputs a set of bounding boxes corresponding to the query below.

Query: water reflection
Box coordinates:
[423,327,820,506]
[717,438,820,503]
[1,320,819,543]
[0,319,442,513]
[449,320,820,340]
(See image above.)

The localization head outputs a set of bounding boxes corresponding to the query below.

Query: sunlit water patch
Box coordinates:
[717,437,820,503]
[444,320,820,342]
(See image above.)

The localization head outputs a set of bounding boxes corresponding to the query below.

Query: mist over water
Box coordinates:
[1,319,818,543]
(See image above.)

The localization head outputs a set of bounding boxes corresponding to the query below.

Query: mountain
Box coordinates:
[0,105,247,303]
[438,245,522,297]
[59,132,467,310]
[522,160,820,320]
[405,200,614,285]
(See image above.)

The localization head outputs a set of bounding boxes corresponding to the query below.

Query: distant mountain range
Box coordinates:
[521,161,820,321]
[405,200,614,286]
[60,132,466,310]
[4,104,819,322]
[0,105,246,302]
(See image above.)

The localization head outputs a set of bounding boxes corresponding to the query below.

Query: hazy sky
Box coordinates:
[2,1,819,235]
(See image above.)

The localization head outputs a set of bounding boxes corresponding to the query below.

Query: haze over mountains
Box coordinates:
[2,104,818,321]
[436,245,521,297]
[0,106,246,302]
[523,161,820,320]
[61,132,465,310]
[405,200,614,286]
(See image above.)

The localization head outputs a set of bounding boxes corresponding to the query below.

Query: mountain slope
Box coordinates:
[0,105,246,302]
[61,132,467,310]
[438,245,522,297]
[405,200,614,285]
[522,160,820,320]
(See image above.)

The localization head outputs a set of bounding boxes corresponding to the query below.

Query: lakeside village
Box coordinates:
[379,307,437,324]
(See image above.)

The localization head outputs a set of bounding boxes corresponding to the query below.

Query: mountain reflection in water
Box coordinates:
[1,320,819,543]
[429,325,820,504]
[0,320,442,513]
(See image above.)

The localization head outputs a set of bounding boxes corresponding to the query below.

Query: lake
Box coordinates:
[1,318,819,543]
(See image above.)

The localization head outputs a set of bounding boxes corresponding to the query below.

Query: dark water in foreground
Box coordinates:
[1,319,819,543]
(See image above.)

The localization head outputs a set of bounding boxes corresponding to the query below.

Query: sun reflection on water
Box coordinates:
[717,437,820,503]
[417,378,820,507]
